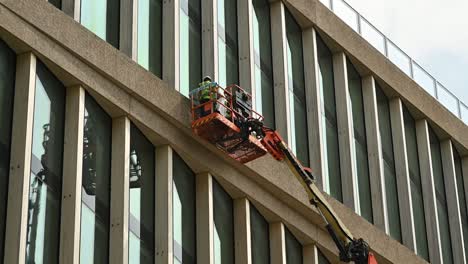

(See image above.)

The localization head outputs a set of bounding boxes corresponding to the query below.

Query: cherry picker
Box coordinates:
[190,83,378,264]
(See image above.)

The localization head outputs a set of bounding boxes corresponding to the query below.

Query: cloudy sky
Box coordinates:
[342,0,468,108]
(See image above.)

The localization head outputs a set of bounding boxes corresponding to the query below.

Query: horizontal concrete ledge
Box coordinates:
[0,0,429,263]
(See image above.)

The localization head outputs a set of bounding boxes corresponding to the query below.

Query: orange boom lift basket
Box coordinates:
[190,84,267,163]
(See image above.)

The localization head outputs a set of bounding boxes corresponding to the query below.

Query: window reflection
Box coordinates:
[80,0,120,48]
[285,227,302,264]
[213,180,234,264]
[453,148,468,264]
[250,204,270,264]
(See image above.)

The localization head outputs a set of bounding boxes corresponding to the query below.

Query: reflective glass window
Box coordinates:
[376,85,401,240]
[316,34,342,201]
[252,0,274,128]
[453,149,468,264]
[285,9,309,166]
[49,0,61,8]
[81,0,120,48]
[0,39,15,262]
[80,94,112,264]
[180,0,202,96]
[250,204,269,264]
[403,106,429,260]
[217,0,238,87]
[213,180,234,264]
[173,153,196,264]
[129,124,155,264]
[318,249,330,264]
[429,127,453,264]
[137,0,162,77]
[285,227,302,264]
[26,61,66,264]
[347,61,372,222]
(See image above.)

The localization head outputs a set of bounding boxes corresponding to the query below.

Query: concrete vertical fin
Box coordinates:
[270,222,286,264]
[234,198,252,264]
[196,172,214,264]
[163,0,180,89]
[120,0,137,60]
[201,0,218,79]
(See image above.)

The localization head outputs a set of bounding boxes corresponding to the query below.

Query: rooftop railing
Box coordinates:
[320,0,468,124]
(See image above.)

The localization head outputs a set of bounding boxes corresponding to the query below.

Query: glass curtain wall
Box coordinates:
[250,204,270,264]
[252,0,274,128]
[129,124,155,264]
[346,61,372,222]
[49,0,61,8]
[285,9,309,166]
[25,62,66,264]
[285,227,302,264]
[316,34,342,201]
[213,180,234,264]
[403,106,429,260]
[453,149,468,264]
[0,40,15,262]
[376,85,401,241]
[429,128,453,264]
[80,94,112,264]
[81,0,120,48]
[180,0,202,96]
[173,152,196,264]
[318,249,330,264]
[217,0,238,87]
[137,0,162,77]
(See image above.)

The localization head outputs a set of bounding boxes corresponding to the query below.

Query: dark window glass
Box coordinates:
[26,61,66,264]
[318,249,330,264]
[376,85,401,240]
[347,61,372,222]
[217,0,238,87]
[173,152,196,264]
[137,0,162,77]
[453,149,468,264]
[80,94,112,264]
[403,106,429,260]
[285,9,309,166]
[285,227,302,264]
[429,127,453,264]
[81,0,120,48]
[180,0,202,96]
[252,0,274,128]
[213,180,234,264]
[316,34,342,201]
[0,39,15,262]
[49,0,61,9]
[250,204,270,264]
[129,124,155,264]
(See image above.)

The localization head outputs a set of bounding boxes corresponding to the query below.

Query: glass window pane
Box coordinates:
[80,94,112,264]
[387,42,411,76]
[285,227,302,264]
[437,84,459,116]
[285,9,309,166]
[217,0,238,87]
[376,85,401,241]
[213,180,234,264]
[26,61,66,264]
[173,152,196,264]
[180,0,202,97]
[252,0,274,128]
[81,0,120,48]
[403,106,429,260]
[413,63,436,97]
[360,19,385,54]
[129,124,155,264]
[0,39,15,262]
[318,249,330,264]
[49,0,61,9]
[347,61,372,223]
[429,128,453,264]
[137,0,162,77]
[453,149,468,264]
[316,34,342,201]
[250,205,270,264]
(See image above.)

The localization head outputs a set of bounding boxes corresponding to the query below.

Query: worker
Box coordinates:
[196,76,228,118]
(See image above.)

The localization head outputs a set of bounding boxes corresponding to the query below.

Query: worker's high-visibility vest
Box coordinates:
[199,81,216,101]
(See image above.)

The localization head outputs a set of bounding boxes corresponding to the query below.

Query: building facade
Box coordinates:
[0,0,467,263]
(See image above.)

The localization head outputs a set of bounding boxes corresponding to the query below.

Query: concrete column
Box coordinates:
[463,157,468,216]
[234,198,252,264]
[270,1,290,143]
[237,0,254,94]
[196,172,214,264]
[303,244,318,264]
[389,98,416,251]
[163,0,179,89]
[440,140,466,264]
[415,119,443,264]
[155,145,173,263]
[62,0,80,21]
[302,27,325,187]
[109,116,131,264]
[332,52,357,211]
[361,76,387,231]
[59,86,85,264]
[270,222,286,264]
[120,0,137,60]
[201,0,218,79]
[4,52,36,264]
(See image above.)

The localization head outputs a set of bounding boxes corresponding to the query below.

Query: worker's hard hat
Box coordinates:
[203,76,212,82]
